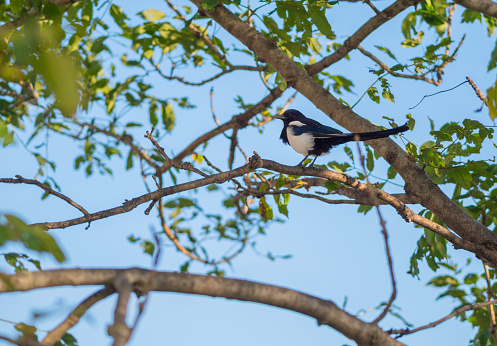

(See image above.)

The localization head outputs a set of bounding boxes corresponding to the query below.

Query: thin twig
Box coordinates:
[364,0,381,14]
[357,46,439,85]
[228,128,238,170]
[157,198,205,262]
[76,122,159,170]
[156,86,283,175]
[483,263,497,344]
[152,64,264,86]
[355,142,396,324]
[210,88,249,163]
[0,176,89,216]
[467,77,488,106]
[164,0,230,66]
[390,299,497,336]
[145,128,209,178]
[249,91,297,128]
[481,207,497,344]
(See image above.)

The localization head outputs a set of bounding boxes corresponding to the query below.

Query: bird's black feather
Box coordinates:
[275,109,409,165]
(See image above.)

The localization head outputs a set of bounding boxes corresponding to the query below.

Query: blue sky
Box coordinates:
[1,0,496,345]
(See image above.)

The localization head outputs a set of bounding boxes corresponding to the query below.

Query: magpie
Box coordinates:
[275,109,409,166]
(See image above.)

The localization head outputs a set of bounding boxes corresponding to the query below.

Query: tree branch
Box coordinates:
[27,157,479,259]
[145,128,208,177]
[454,0,497,19]
[189,0,497,268]
[156,87,283,175]
[357,46,440,85]
[41,286,115,345]
[390,299,497,337]
[0,175,89,216]
[306,0,422,75]
[355,143,396,325]
[78,122,159,170]
[108,275,133,346]
[153,64,266,86]
[34,153,263,229]
[0,268,405,346]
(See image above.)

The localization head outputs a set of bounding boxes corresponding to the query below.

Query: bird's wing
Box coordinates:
[292,124,344,138]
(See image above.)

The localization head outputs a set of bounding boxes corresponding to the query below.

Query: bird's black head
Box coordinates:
[275,109,307,124]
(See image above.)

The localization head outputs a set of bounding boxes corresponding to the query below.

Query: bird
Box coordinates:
[275,109,409,166]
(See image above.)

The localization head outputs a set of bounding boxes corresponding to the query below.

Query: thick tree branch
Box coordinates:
[189,0,497,268]
[454,0,497,19]
[259,160,479,254]
[29,158,478,259]
[0,268,405,346]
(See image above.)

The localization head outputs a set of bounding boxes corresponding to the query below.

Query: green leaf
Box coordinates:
[367,87,380,104]
[401,38,421,48]
[180,261,190,273]
[487,80,497,121]
[488,40,497,71]
[161,103,175,132]
[308,6,334,38]
[202,0,219,10]
[259,197,273,221]
[10,0,23,14]
[451,166,472,190]
[387,166,398,179]
[366,147,374,172]
[140,9,166,22]
[463,273,479,285]
[275,174,287,189]
[43,3,61,21]
[126,150,135,170]
[402,12,417,39]
[109,4,128,28]
[128,235,140,243]
[375,45,397,60]
[0,215,65,262]
[277,203,289,218]
[358,205,373,214]
[141,240,155,256]
[427,275,459,287]
[37,51,80,117]
[57,333,78,346]
[149,102,158,127]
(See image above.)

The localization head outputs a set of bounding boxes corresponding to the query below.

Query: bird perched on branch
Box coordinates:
[275,109,409,166]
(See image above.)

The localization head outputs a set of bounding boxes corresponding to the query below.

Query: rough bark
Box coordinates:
[0,268,405,346]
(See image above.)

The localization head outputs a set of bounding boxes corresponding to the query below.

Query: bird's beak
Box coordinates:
[275,114,285,120]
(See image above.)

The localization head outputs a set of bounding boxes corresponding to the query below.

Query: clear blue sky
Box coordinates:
[1,1,495,345]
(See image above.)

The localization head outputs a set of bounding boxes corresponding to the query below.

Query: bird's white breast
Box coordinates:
[287,121,315,156]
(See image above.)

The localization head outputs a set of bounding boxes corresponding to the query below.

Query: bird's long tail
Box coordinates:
[332,123,409,144]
